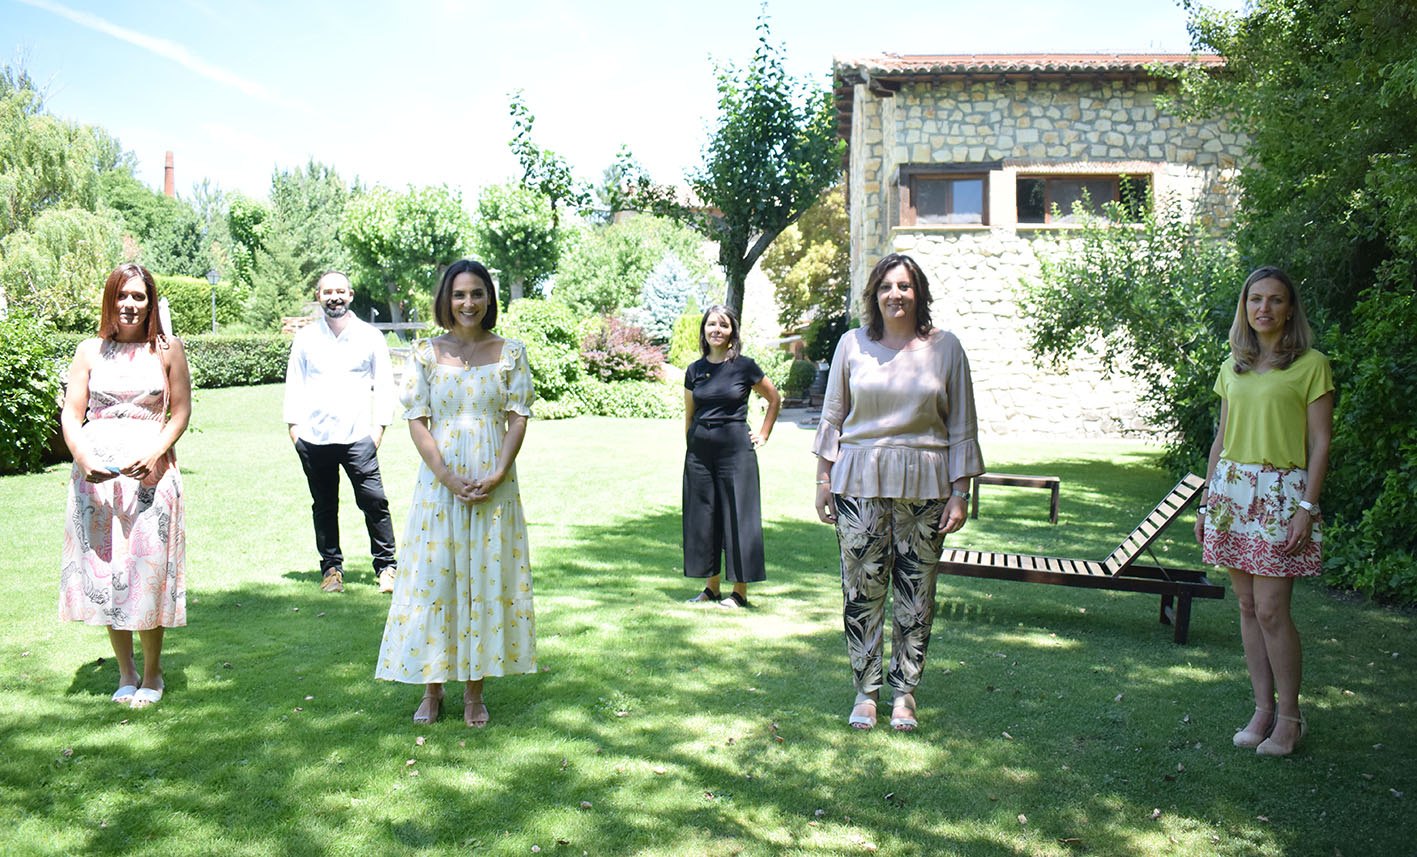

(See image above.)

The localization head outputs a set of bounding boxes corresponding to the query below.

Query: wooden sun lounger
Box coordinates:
[937,473,1224,643]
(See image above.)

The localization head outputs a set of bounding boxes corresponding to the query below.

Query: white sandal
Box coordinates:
[848,692,877,730]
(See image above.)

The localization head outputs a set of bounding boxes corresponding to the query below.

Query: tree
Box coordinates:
[629,12,842,320]
[0,206,123,331]
[761,182,850,348]
[98,169,207,277]
[470,183,559,303]
[554,214,711,316]
[636,254,707,343]
[1022,198,1240,474]
[341,184,471,322]
[592,145,647,224]
[508,91,591,227]
[1,65,104,238]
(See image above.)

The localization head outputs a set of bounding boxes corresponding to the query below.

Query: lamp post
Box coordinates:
[205,269,220,333]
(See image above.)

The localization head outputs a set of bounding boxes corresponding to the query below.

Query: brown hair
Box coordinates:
[433,260,498,331]
[1229,265,1313,373]
[698,304,742,360]
[862,253,933,341]
[97,263,163,346]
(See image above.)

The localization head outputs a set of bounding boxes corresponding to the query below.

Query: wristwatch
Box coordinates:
[1297,499,1318,514]
[951,489,970,501]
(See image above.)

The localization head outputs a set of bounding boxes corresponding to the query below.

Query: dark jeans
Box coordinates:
[293,437,396,574]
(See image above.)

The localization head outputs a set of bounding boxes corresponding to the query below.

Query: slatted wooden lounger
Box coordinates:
[936,473,1224,643]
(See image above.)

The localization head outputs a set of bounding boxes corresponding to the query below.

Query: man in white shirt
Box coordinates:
[283,271,398,594]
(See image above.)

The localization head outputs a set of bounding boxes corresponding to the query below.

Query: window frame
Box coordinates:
[1015,173,1152,224]
[897,162,999,227]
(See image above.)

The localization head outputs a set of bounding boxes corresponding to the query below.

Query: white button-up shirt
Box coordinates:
[283,314,396,445]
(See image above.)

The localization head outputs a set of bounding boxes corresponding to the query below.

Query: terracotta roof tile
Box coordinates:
[834,52,1223,76]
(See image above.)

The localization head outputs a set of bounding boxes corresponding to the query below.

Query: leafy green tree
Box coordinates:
[98,169,207,277]
[1170,0,1417,601]
[508,91,591,227]
[0,66,103,238]
[0,206,123,331]
[1022,198,1240,474]
[761,182,849,346]
[268,159,354,285]
[637,255,706,343]
[554,214,710,316]
[341,184,471,322]
[629,13,842,319]
[592,145,647,224]
[470,183,559,303]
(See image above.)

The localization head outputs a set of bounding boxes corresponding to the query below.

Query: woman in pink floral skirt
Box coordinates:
[60,263,191,709]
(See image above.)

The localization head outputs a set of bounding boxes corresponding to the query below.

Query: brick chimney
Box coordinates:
[164,151,175,198]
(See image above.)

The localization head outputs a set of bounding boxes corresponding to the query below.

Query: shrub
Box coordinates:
[48,331,290,389]
[741,343,791,393]
[784,358,818,398]
[0,311,63,474]
[183,333,292,388]
[667,301,702,368]
[581,315,665,383]
[499,298,583,401]
[569,377,679,419]
[1021,198,1238,473]
[534,397,584,420]
[1321,287,1417,604]
[806,313,850,364]
[155,274,245,336]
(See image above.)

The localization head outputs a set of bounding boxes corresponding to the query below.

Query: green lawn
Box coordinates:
[1,383,1413,857]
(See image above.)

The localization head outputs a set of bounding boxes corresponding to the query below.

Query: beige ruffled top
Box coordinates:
[813,327,985,499]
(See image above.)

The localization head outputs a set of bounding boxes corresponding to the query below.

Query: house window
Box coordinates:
[1017,175,1150,223]
[898,164,996,226]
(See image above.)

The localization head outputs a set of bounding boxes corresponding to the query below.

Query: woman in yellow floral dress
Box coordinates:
[376,259,536,727]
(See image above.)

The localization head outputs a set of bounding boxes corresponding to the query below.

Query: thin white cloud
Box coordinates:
[16,0,301,109]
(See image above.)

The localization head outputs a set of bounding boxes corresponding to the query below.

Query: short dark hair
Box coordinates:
[434,260,498,331]
[862,253,933,341]
[698,304,742,359]
[314,270,352,295]
[98,263,162,345]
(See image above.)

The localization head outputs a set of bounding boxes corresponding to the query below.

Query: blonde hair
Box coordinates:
[1229,265,1313,373]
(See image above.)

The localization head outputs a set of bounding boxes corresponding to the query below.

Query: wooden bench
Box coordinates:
[939,473,1224,643]
[971,472,1062,524]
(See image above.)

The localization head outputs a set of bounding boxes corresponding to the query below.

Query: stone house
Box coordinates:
[831,53,1245,438]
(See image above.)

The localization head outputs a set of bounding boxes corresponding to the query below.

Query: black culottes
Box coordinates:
[682,420,766,583]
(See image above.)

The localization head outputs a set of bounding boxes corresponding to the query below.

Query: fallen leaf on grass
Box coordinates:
[415,736,426,746]
[531,847,540,853]
[305,695,314,701]
[1150,808,1162,820]
[652,765,667,774]
[1018,814,1027,826]
[62,749,73,758]
[221,662,233,669]
[1392,789,1404,798]
[1115,694,1124,702]
[814,809,825,817]
[1058,838,1083,848]
[1256,815,1270,823]
[293,707,303,712]
[405,759,416,767]
[580,801,593,809]
[1001,731,1014,740]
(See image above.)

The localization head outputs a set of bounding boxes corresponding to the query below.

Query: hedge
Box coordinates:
[568,377,680,419]
[49,331,292,389]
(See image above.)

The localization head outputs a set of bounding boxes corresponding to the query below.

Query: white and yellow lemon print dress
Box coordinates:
[376,338,536,683]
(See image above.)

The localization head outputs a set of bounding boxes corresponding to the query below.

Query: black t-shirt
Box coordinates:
[684,356,765,425]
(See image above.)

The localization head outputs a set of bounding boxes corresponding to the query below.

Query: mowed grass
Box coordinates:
[1,382,1413,857]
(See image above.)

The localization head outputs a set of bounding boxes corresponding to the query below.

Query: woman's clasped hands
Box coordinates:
[438,468,503,504]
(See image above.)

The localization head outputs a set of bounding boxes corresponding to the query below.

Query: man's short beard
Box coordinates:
[323,301,348,319]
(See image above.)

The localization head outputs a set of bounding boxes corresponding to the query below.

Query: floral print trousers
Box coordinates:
[834,494,949,696]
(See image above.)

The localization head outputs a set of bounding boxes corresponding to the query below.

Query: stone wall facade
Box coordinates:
[842,67,1245,438]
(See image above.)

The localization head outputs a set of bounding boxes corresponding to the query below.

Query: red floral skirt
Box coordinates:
[1202,459,1321,577]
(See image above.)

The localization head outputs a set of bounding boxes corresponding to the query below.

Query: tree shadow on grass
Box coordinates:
[5,456,1414,856]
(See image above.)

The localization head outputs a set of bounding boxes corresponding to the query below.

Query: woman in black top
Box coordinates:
[683,305,782,607]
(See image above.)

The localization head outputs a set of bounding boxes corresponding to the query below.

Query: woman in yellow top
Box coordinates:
[1195,266,1333,757]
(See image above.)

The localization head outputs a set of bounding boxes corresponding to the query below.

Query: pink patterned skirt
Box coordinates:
[1202,459,1321,578]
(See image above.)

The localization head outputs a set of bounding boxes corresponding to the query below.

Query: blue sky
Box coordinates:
[4,0,1246,202]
